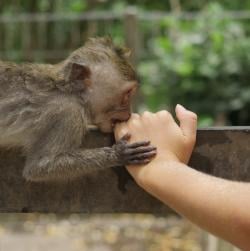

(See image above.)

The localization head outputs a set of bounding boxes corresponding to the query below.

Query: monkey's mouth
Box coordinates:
[111,119,124,128]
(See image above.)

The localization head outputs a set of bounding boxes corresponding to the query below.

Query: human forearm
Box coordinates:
[138,160,250,250]
[114,107,250,249]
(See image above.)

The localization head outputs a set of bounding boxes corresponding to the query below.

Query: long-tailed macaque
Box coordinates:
[0,37,156,181]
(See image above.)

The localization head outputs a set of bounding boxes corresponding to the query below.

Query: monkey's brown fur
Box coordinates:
[0,37,156,181]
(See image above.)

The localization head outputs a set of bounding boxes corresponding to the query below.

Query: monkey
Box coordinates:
[0,37,157,182]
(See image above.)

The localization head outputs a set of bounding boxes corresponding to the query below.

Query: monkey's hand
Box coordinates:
[113,134,157,165]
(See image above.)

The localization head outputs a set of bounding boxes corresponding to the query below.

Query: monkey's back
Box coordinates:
[0,60,85,149]
[0,61,58,94]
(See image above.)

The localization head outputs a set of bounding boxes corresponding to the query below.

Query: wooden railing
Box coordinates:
[0,127,249,213]
[1,8,250,63]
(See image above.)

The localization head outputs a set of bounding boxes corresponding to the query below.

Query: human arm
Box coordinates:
[114,105,250,250]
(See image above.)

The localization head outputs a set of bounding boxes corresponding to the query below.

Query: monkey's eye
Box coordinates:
[121,89,132,105]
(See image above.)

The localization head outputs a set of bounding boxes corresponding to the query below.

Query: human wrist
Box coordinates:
[135,157,181,189]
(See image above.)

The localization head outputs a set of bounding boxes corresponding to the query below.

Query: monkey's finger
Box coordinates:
[128,159,151,165]
[127,141,150,148]
[125,146,156,155]
[120,133,131,141]
[128,151,157,160]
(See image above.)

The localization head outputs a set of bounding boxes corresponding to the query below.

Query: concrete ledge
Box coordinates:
[0,127,250,213]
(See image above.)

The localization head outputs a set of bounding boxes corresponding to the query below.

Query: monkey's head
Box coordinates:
[63,37,138,133]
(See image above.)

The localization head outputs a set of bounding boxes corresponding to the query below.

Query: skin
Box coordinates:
[115,104,250,250]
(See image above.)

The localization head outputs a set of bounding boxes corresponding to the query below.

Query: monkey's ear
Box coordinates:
[115,47,131,59]
[66,62,91,89]
[123,48,131,58]
[68,62,91,81]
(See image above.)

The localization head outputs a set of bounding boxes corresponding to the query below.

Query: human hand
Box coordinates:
[114,105,197,182]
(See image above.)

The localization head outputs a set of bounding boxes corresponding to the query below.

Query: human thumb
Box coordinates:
[175,104,197,141]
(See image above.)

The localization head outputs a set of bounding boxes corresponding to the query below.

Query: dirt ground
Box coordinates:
[0,214,202,251]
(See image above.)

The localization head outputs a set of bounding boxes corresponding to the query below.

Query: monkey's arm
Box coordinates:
[23,105,156,182]
[23,143,155,182]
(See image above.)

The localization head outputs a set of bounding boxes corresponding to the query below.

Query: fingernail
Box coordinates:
[176,104,187,111]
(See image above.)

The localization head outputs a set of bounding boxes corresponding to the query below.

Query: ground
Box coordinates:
[0,214,202,251]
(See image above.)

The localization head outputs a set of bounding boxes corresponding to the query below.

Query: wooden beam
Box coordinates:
[0,127,250,213]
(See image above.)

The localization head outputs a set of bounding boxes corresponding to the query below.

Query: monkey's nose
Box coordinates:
[124,112,131,121]
[112,113,131,124]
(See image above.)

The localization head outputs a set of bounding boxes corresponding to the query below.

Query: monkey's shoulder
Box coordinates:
[44,94,87,120]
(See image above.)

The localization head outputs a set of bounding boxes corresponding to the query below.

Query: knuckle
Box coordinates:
[129,119,140,128]
[117,141,126,150]
[131,113,140,119]
[128,114,140,125]
[142,111,153,118]
[157,110,172,120]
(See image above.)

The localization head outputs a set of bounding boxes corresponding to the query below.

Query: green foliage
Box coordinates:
[1,1,250,125]
[138,3,250,125]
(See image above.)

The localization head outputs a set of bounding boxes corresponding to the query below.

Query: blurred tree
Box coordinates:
[138,3,250,125]
[0,1,250,125]
[1,0,250,13]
